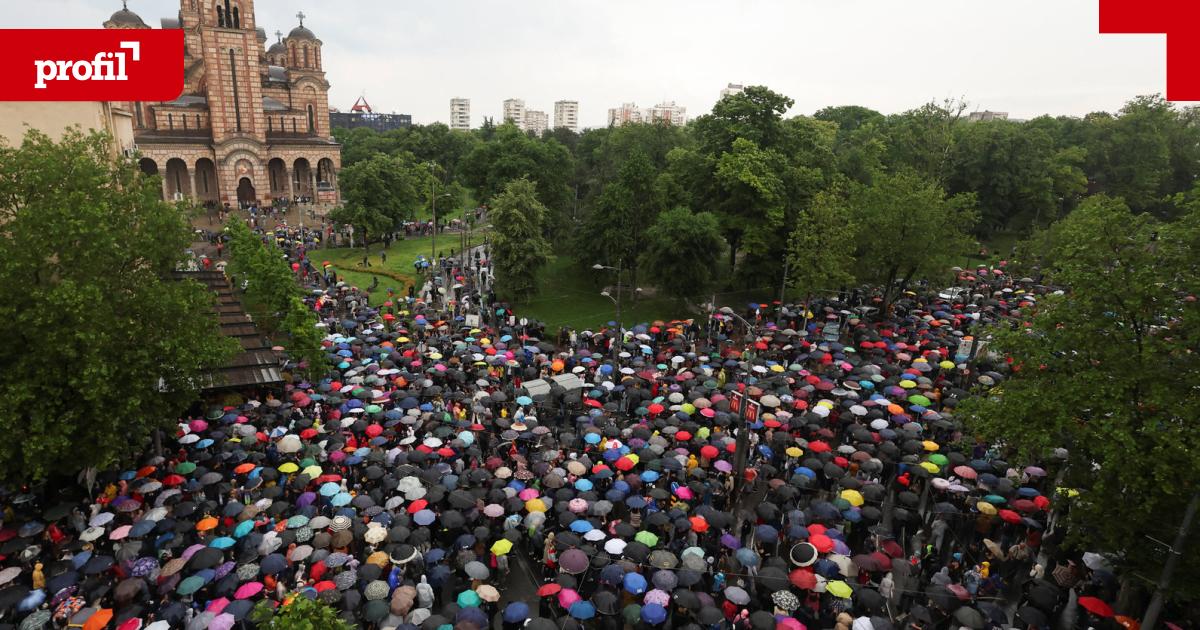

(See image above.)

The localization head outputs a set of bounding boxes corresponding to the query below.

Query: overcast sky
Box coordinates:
[9,0,1183,128]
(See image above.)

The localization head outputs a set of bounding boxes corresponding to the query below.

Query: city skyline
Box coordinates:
[9,0,1191,129]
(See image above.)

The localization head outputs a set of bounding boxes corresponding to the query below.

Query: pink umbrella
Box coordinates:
[206,597,230,614]
[568,498,588,513]
[235,582,264,600]
[483,504,504,518]
[777,617,807,630]
[674,487,694,500]
[209,613,235,630]
[643,589,670,607]
[188,420,209,433]
[518,489,540,501]
[109,525,131,541]
[952,465,977,480]
[557,588,580,609]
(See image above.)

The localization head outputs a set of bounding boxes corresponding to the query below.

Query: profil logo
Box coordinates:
[35,41,140,89]
[1099,0,1200,101]
[1,29,183,101]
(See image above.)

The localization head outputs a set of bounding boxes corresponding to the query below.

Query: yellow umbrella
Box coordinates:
[278,462,299,474]
[302,465,322,479]
[918,462,940,474]
[826,580,853,599]
[939,360,956,370]
[525,499,547,513]
[785,447,803,458]
[899,380,916,389]
[976,501,997,515]
[490,539,513,555]
[839,489,864,507]
[922,440,940,452]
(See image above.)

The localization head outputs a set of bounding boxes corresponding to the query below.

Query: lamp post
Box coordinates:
[594,263,640,362]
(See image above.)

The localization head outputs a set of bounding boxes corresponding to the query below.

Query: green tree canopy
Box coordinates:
[959,195,1200,599]
[0,129,236,481]
[335,151,433,242]
[847,171,979,307]
[639,207,725,299]
[785,183,858,300]
[490,178,552,300]
[250,596,354,630]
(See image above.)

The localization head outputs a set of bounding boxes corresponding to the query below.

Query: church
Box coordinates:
[104,0,341,207]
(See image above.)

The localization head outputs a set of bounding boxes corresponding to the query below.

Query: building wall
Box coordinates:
[0,102,135,157]
[554,100,578,132]
[450,98,471,131]
[502,99,525,127]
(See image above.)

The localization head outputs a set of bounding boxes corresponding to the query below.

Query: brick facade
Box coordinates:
[107,0,340,208]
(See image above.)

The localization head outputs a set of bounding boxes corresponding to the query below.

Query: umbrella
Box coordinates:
[1078,596,1114,618]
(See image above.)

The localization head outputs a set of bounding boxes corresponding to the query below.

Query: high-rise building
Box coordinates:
[609,101,686,127]
[450,98,471,131]
[502,99,526,127]
[554,100,579,132]
[524,110,549,136]
[607,103,642,126]
[720,83,745,99]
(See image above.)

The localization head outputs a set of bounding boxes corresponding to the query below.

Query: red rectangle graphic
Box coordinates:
[0,29,183,101]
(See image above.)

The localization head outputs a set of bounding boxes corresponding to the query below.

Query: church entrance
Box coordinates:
[237,177,257,207]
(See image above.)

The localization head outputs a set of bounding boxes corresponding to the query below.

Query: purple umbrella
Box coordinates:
[720,534,741,550]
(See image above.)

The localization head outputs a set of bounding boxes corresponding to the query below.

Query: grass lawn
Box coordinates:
[319,230,489,302]
[512,256,687,331]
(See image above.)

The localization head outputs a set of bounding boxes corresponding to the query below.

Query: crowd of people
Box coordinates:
[0,258,1157,630]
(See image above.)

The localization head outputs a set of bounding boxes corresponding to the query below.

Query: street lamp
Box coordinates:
[593,263,640,361]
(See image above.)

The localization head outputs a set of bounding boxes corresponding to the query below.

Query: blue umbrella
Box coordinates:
[331,492,352,507]
[641,603,667,625]
[17,589,44,612]
[319,482,341,497]
[623,572,647,595]
[569,601,596,620]
[570,520,594,534]
[503,602,530,624]
[574,479,594,492]
[209,537,235,549]
[516,396,533,406]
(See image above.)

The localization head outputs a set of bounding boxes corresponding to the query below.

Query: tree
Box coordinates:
[575,149,663,287]
[640,207,725,298]
[0,129,236,481]
[459,123,573,228]
[959,195,1200,601]
[880,98,968,185]
[847,171,978,308]
[224,220,324,377]
[250,596,354,630]
[336,152,432,242]
[785,184,858,300]
[490,178,551,300]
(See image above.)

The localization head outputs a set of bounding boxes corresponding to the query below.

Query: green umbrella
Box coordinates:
[177,575,205,595]
[832,498,851,511]
[365,404,382,414]
[634,531,659,547]
[908,394,932,407]
[927,454,949,467]
[457,589,481,608]
[983,494,1007,505]
[622,604,643,627]
[174,462,196,475]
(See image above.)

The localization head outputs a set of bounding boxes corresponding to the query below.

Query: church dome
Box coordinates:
[268,41,287,56]
[288,25,316,40]
[105,5,148,29]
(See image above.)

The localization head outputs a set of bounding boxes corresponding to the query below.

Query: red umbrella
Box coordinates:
[407,499,428,514]
[809,534,834,553]
[998,509,1022,524]
[788,568,816,590]
[808,441,831,454]
[688,516,709,533]
[1078,597,1114,618]
[700,445,719,459]
[537,583,562,597]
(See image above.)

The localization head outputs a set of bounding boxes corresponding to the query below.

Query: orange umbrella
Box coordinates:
[83,608,113,630]
[234,463,255,475]
[196,517,219,532]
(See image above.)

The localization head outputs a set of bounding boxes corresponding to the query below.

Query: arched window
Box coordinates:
[291,46,298,67]
[216,5,225,27]
[231,6,240,29]
[302,46,309,68]
[307,105,315,132]
[167,113,174,130]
